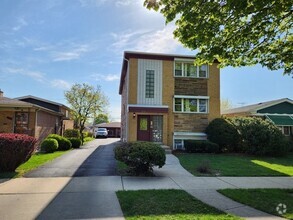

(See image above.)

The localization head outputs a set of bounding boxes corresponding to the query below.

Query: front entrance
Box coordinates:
[137,115,163,143]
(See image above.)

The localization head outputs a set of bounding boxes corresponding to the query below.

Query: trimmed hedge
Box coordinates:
[68,138,82,148]
[115,141,166,175]
[184,140,220,153]
[63,129,80,138]
[0,133,36,172]
[206,118,240,152]
[41,138,58,153]
[47,134,72,151]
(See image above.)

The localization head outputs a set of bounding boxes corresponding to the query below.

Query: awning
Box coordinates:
[266,115,293,126]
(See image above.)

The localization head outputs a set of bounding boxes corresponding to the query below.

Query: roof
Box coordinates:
[0,97,34,108]
[266,115,293,126]
[15,95,70,109]
[222,98,293,115]
[95,122,121,128]
[119,51,219,94]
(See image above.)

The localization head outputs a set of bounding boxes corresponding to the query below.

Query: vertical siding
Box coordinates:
[137,59,162,105]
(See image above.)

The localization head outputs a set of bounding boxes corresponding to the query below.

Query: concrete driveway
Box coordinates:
[25,138,120,177]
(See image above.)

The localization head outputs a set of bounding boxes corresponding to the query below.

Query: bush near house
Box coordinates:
[0,133,36,172]
[184,140,219,153]
[115,141,166,176]
[41,138,58,153]
[63,129,80,138]
[230,117,290,156]
[206,118,240,152]
[47,134,72,151]
[68,138,82,148]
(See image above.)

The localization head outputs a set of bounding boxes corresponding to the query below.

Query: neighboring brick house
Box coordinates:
[119,51,220,149]
[0,91,73,144]
[222,98,293,137]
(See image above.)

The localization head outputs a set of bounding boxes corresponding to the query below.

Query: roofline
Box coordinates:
[119,51,220,94]
[254,98,293,112]
[15,95,70,109]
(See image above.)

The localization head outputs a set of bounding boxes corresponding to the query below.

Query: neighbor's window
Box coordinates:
[145,70,155,98]
[174,61,208,78]
[174,98,208,113]
[283,126,291,136]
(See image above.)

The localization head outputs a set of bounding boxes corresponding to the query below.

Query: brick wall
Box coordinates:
[174,114,209,132]
[175,78,207,96]
[0,111,14,133]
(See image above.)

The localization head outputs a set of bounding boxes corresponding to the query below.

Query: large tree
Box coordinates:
[65,83,108,142]
[94,113,110,125]
[144,0,293,75]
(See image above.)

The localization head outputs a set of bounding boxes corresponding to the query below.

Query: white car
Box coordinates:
[95,128,108,138]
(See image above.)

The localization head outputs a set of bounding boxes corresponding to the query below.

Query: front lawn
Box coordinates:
[175,153,293,176]
[218,189,293,219]
[116,189,241,220]
[0,150,69,179]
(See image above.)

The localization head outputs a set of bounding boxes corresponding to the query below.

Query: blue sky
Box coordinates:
[0,0,292,121]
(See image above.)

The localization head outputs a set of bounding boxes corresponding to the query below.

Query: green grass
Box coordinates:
[116,189,241,220]
[218,189,293,219]
[83,137,95,143]
[175,153,293,176]
[0,150,69,179]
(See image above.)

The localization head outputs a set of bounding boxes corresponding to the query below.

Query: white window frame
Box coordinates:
[174,59,209,78]
[173,95,209,113]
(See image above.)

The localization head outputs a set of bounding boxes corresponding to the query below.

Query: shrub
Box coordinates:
[196,160,212,174]
[68,138,82,148]
[63,129,80,138]
[206,118,240,152]
[184,140,219,153]
[230,117,290,156]
[0,133,36,172]
[115,141,166,175]
[47,134,72,151]
[41,138,58,153]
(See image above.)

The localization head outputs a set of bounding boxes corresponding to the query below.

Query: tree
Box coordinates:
[144,0,293,75]
[64,83,108,143]
[221,99,233,112]
[94,113,110,125]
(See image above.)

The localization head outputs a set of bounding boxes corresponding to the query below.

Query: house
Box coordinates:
[94,122,121,138]
[119,51,220,149]
[222,98,293,137]
[0,91,73,144]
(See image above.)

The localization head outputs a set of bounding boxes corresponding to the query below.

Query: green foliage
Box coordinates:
[47,134,72,151]
[0,133,36,172]
[94,113,110,125]
[184,140,220,153]
[64,83,109,143]
[144,0,293,75]
[230,117,290,156]
[63,129,80,138]
[41,138,58,153]
[82,131,93,138]
[115,142,166,175]
[68,138,82,148]
[83,137,95,143]
[206,118,240,152]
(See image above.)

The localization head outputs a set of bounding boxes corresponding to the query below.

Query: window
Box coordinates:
[283,126,291,136]
[174,139,184,150]
[174,61,208,78]
[145,70,155,98]
[174,97,208,113]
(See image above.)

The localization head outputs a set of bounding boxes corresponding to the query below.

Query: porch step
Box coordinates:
[161,145,172,154]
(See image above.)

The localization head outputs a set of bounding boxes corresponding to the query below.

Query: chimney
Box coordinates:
[0,89,3,97]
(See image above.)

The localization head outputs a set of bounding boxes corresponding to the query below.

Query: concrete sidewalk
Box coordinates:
[0,154,291,219]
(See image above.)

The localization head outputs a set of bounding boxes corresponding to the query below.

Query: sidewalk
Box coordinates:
[0,155,291,219]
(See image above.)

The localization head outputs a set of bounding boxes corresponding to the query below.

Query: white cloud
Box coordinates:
[110,25,181,54]
[5,67,45,82]
[12,17,28,31]
[79,0,107,7]
[52,44,89,62]
[50,79,72,89]
[91,73,120,81]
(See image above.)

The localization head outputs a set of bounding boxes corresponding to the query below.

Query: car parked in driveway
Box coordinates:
[95,128,108,138]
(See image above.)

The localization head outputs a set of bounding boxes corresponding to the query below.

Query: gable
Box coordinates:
[257,102,293,114]
[20,98,60,112]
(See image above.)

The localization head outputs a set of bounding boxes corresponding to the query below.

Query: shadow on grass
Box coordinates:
[0,171,18,179]
[175,153,293,176]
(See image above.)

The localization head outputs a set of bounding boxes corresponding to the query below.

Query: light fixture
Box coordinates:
[133,112,136,118]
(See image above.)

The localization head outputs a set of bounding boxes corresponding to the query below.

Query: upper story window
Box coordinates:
[174,61,208,78]
[174,96,209,113]
[145,70,155,98]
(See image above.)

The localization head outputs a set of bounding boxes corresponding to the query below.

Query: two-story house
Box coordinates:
[119,51,220,149]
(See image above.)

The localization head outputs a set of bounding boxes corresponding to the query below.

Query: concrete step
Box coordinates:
[161,145,172,154]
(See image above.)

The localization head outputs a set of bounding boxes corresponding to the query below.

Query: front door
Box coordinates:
[137,115,151,141]
[137,115,163,143]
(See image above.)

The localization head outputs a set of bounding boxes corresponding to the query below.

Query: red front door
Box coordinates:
[137,115,151,141]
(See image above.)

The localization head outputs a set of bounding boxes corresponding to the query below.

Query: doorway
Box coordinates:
[137,115,163,143]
